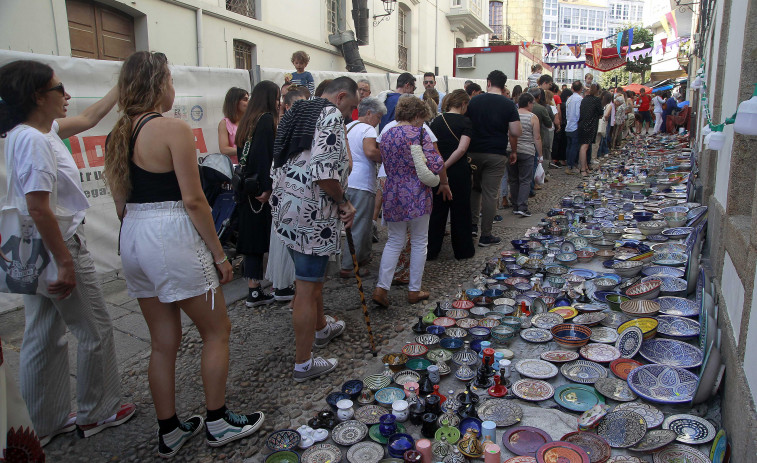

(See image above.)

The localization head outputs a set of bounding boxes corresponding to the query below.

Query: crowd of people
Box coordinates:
[0,49,691,459]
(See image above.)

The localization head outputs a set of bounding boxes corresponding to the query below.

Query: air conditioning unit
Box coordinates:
[456,54,476,69]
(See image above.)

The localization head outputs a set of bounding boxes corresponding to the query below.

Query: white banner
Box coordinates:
[0,51,252,273]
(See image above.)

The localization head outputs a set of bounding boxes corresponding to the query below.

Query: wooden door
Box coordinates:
[66,0,135,61]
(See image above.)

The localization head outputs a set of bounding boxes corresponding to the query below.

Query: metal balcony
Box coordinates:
[447,0,493,41]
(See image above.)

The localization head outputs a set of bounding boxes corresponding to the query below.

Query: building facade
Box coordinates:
[606,0,644,36]
[0,0,492,76]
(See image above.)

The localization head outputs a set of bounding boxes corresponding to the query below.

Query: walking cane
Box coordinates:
[345,227,377,356]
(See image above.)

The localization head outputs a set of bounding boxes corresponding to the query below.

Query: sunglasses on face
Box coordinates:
[44,83,65,95]
[424,81,434,85]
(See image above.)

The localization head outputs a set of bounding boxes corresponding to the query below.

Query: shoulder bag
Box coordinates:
[231,113,268,200]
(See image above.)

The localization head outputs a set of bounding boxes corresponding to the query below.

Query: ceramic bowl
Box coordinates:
[445,327,468,339]
[605,293,630,311]
[575,250,595,263]
[382,353,409,373]
[601,228,623,240]
[440,337,463,350]
[468,326,491,340]
[578,229,603,240]
[546,276,566,289]
[511,239,529,252]
[542,286,563,299]
[618,317,659,340]
[592,278,617,292]
[620,299,661,317]
[595,249,616,260]
[633,211,654,222]
[426,325,446,336]
[612,260,644,278]
[265,450,300,463]
[660,206,688,215]
[664,212,687,228]
[551,323,592,349]
[638,220,667,236]
[483,288,504,299]
[500,316,522,331]
[326,392,351,411]
[491,325,518,344]
[625,279,662,300]
[591,239,616,250]
[406,358,431,372]
[341,380,364,401]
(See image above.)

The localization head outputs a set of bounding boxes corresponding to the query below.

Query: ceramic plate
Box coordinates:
[656,315,700,338]
[593,377,637,402]
[710,429,727,463]
[515,359,559,379]
[590,327,618,344]
[266,429,301,451]
[560,431,612,463]
[532,312,565,330]
[626,364,699,404]
[511,379,555,401]
[613,401,664,428]
[477,398,524,427]
[331,420,368,446]
[503,426,552,456]
[561,360,608,384]
[541,350,579,363]
[570,269,598,279]
[354,405,389,425]
[639,338,704,368]
[653,444,711,463]
[301,443,342,463]
[346,441,384,463]
[606,457,645,463]
[629,429,678,452]
[535,441,590,463]
[573,312,608,326]
[520,327,554,343]
[554,384,605,412]
[580,343,621,363]
[609,358,643,380]
[662,414,716,444]
[642,266,686,278]
[505,456,538,463]
[615,326,643,358]
[550,306,579,319]
[596,410,646,448]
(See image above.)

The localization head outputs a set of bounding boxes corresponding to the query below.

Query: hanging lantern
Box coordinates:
[701,124,712,137]
[691,75,702,90]
[734,84,757,136]
[707,127,726,150]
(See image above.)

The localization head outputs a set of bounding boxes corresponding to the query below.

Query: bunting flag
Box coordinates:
[628,29,634,51]
[591,39,604,66]
[665,11,679,38]
[522,41,531,49]
[545,60,587,70]
[616,31,624,57]
[661,37,668,52]
[569,44,583,58]
[660,15,672,38]
[627,47,653,60]
[544,43,556,56]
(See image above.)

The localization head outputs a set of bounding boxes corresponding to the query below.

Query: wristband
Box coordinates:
[214,256,229,266]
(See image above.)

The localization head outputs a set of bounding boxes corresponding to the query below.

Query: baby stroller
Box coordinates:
[198,153,237,251]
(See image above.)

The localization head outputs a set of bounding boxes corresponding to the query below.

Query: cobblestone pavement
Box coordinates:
[27,166,717,462]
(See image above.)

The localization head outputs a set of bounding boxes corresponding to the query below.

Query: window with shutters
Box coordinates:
[65,0,135,61]
[398,5,409,70]
[226,0,256,19]
[489,1,503,39]
[234,40,253,70]
[326,0,339,35]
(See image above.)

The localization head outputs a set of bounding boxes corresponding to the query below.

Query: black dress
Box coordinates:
[427,113,475,260]
[236,113,275,256]
[578,95,603,145]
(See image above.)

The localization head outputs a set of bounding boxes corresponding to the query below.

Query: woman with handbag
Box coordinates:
[371,97,446,307]
[105,52,263,457]
[234,80,280,307]
[427,89,474,260]
[0,60,135,448]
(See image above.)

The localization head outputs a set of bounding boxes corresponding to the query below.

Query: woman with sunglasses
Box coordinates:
[0,60,135,447]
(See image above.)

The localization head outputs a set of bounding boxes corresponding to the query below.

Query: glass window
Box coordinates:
[233,40,253,69]
[226,0,256,19]
[489,1,503,38]
[326,0,338,34]
[398,6,408,70]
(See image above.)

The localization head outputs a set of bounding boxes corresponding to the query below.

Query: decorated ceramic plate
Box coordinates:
[457,318,479,329]
[354,404,389,425]
[615,326,643,359]
[606,456,645,463]
[505,457,538,463]
[477,398,523,427]
[642,266,686,278]
[520,327,554,343]
[662,414,716,444]
[445,327,468,339]
[570,269,598,280]
[638,338,704,368]
[550,306,579,319]
[503,426,552,456]
[346,441,384,463]
[593,377,637,402]
[541,350,579,363]
[618,318,658,340]
[553,384,605,412]
[535,441,590,463]
[511,379,555,401]
[661,227,694,238]
[710,429,727,463]
[433,317,456,328]
[532,312,565,330]
[573,312,608,326]
[629,430,678,453]
[590,327,619,344]
[266,429,301,451]
[560,431,611,463]
[515,359,559,379]
[331,420,368,446]
[656,315,700,338]
[613,401,664,428]
[452,300,475,310]
[652,444,711,463]
[596,410,646,448]
[626,364,699,404]
[609,358,643,380]
[301,443,342,463]
[561,360,608,384]
[601,311,632,329]
[580,343,621,363]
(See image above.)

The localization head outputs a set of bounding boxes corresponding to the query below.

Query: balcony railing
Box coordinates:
[447,0,492,40]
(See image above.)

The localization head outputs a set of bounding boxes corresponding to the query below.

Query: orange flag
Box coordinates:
[591,39,603,66]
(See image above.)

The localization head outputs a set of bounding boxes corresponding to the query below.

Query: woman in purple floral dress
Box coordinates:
[371,97,447,306]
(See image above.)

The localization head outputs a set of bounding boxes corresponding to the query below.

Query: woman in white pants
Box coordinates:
[371,97,447,306]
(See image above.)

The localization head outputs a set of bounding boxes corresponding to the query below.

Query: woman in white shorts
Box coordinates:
[104,51,263,458]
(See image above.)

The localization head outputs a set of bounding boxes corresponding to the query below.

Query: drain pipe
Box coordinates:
[196,8,204,66]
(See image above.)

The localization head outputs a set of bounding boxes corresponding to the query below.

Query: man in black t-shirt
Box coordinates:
[466,70,522,247]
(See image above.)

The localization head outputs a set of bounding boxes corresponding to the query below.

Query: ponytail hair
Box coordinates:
[105,51,171,200]
[0,60,54,137]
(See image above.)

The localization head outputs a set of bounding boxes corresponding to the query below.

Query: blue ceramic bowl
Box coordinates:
[511,239,528,251]
[633,211,654,222]
[470,339,485,353]
[483,288,504,299]
[387,433,415,458]
[426,325,446,336]
[325,392,350,411]
[512,268,533,278]
[469,326,491,341]
[550,323,591,349]
[458,417,482,435]
[492,273,508,281]
[440,337,463,350]
[341,379,363,401]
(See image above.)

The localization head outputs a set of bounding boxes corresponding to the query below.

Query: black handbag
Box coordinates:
[232,138,262,198]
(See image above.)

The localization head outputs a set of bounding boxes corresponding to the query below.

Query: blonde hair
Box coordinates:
[105,51,171,200]
[423,88,439,119]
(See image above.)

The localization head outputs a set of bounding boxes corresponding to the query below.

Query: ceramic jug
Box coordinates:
[336,399,354,421]
[392,399,409,422]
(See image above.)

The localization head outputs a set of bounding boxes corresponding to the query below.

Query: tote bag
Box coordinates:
[0,126,74,296]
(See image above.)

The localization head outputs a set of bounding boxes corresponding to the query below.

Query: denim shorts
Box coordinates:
[287,248,330,282]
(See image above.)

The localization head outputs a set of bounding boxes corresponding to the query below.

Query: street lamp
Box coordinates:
[373,0,398,26]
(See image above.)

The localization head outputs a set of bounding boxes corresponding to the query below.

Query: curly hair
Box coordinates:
[104,51,171,201]
[291,50,310,64]
[395,95,431,123]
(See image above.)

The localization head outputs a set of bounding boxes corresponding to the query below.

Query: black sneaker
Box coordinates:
[205,410,264,447]
[493,215,503,222]
[246,288,275,307]
[478,235,502,247]
[158,415,204,458]
[513,209,524,216]
[472,224,478,237]
[274,287,295,302]
[520,209,532,217]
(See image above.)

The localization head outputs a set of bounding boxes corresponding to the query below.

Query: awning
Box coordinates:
[651,85,674,93]
[622,83,653,93]
[651,70,688,81]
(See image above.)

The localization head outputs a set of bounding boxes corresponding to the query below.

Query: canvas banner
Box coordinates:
[0,50,251,273]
